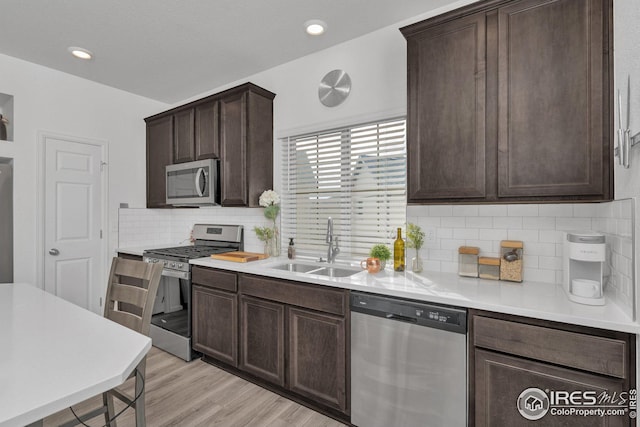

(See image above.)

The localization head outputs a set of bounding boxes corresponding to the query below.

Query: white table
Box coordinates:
[0,283,151,427]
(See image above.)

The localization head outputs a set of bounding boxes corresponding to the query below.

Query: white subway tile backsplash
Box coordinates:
[539,204,574,217]
[507,229,539,242]
[573,203,598,217]
[464,240,494,255]
[539,230,563,243]
[408,200,635,316]
[429,205,453,217]
[508,204,539,217]
[440,238,466,251]
[523,255,539,268]
[523,268,556,284]
[441,217,466,228]
[452,205,479,216]
[478,205,507,217]
[479,228,508,241]
[466,216,493,229]
[523,216,556,230]
[453,228,479,240]
[539,256,562,271]
[437,228,453,239]
[121,198,635,320]
[429,249,455,262]
[524,242,556,256]
[555,217,592,231]
[493,216,523,229]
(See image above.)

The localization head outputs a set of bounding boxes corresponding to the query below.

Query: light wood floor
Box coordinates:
[44,347,347,427]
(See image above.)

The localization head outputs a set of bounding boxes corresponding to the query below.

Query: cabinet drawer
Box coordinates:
[473,316,627,378]
[239,274,347,316]
[192,266,237,292]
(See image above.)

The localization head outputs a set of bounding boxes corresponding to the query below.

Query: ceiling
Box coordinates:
[0,0,458,104]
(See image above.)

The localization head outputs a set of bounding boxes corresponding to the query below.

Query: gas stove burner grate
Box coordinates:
[147,245,232,259]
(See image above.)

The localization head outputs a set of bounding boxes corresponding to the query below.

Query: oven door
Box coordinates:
[166,159,219,206]
[149,268,196,361]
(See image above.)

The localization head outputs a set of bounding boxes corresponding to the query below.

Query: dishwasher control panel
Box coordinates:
[350,291,467,334]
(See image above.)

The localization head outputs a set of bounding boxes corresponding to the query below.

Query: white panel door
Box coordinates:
[44,137,103,312]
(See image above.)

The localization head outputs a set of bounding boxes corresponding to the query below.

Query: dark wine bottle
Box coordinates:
[393,227,405,272]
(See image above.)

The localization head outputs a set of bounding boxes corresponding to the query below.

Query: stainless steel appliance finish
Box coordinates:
[166,158,219,206]
[0,160,13,283]
[350,291,467,427]
[143,224,243,361]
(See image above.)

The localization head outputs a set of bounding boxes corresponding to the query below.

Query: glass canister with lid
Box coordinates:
[458,246,480,277]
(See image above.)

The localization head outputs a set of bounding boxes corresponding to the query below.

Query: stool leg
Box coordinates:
[134,372,146,427]
[103,392,117,427]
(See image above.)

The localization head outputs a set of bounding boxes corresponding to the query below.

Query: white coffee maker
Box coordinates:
[563,231,606,306]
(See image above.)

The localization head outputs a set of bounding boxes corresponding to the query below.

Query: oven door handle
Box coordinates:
[162,269,190,280]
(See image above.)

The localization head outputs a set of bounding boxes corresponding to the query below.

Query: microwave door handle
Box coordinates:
[195,167,205,197]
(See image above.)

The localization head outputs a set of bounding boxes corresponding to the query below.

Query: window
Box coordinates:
[281,118,406,257]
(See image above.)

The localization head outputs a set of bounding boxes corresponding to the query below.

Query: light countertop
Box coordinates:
[190,256,639,334]
[0,283,151,427]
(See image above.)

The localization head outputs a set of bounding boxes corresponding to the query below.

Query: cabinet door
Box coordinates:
[475,349,627,427]
[219,91,248,206]
[239,295,285,386]
[496,0,610,200]
[288,307,347,413]
[173,109,195,164]
[146,115,173,208]
[195,100,220,160]
[405,12,487,202]
[192,285,238,367]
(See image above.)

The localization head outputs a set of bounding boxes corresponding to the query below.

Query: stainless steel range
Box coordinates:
[143,224,243,361]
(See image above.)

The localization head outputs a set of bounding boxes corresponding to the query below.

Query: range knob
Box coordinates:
[163,260,168,266]
[170,262,176,268]
[178,263,183,268]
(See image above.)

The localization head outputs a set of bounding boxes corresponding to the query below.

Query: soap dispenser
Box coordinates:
[288,238,296,259]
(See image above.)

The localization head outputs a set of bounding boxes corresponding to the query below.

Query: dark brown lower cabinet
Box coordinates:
[191,267,350,421]
[239,295,285,386]
[192,284,238,367]
[288,307,347,413]
[470,310,635,427]
[475,349,627,427]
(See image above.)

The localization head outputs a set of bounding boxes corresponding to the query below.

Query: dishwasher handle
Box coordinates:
[385,313,417,323]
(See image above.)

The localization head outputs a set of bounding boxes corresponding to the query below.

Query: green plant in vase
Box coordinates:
[369,244,392,269]
[406,222,425,273]
[254,226,275,256]
[257,190,280,256]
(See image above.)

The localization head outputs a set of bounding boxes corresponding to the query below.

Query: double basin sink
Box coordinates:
[269,262,361,278]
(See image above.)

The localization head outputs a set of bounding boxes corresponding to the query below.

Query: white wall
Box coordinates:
[0,53,167,286]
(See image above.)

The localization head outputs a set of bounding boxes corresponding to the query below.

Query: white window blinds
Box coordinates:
[281,118,406,257]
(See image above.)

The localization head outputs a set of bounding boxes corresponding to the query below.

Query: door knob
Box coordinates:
[49,248,60,256]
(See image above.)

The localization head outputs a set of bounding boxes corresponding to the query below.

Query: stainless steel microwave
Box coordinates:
[166,159,220,206]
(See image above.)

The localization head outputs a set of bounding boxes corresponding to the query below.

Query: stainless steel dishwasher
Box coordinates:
[350,291,467,427]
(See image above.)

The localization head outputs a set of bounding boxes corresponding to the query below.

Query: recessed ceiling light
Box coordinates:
[305,20,326,36]
[68,47,93,60]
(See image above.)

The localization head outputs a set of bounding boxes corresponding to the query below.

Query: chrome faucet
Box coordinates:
[326,217,340,263]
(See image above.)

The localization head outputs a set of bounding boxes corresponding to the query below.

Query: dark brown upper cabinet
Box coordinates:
[144,82,275,208]
[195,100,220,160]
[219,85,275,207]
[401,0,613,204]
[173,109,196,164]
[145,115,173,208]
